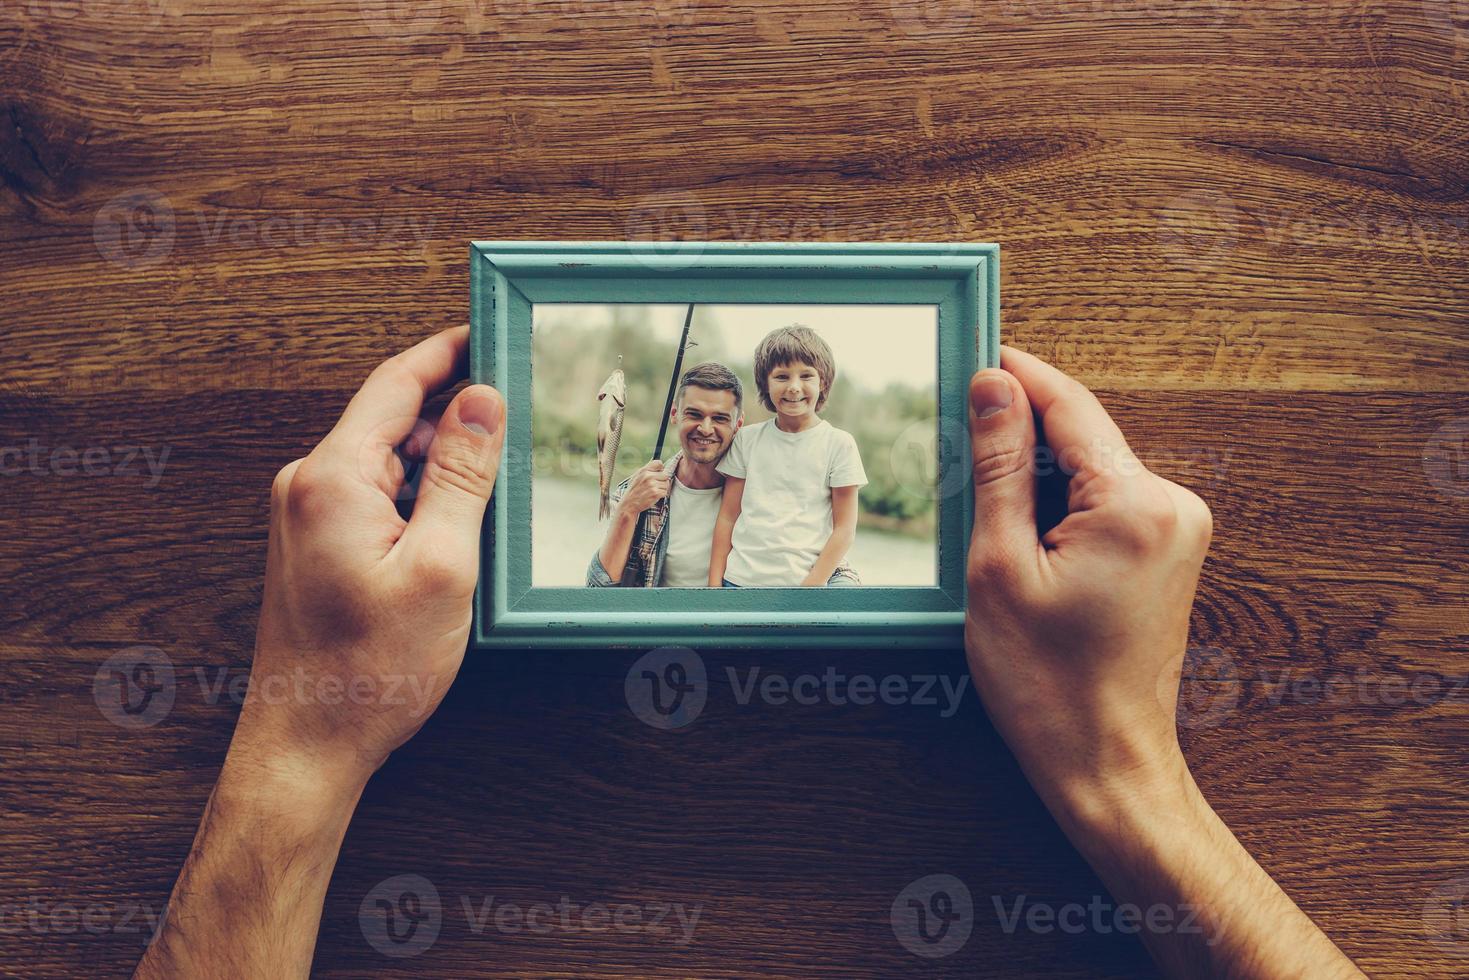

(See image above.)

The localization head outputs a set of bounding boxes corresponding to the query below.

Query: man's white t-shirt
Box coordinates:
[658,474,724,587]
[716,419,868,586]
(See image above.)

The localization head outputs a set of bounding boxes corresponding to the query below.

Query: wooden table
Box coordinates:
[3,1,1466,976]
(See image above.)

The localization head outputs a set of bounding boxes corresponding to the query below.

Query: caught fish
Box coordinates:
[597,356,627,521]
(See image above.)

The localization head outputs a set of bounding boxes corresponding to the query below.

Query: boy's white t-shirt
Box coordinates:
[715,418,867,586]
[658,474,724,587]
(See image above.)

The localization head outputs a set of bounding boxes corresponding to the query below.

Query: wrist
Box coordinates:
[1046,748,1203,865]
[224,704,374,821]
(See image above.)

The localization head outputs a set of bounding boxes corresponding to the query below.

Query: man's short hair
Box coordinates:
[677,361,743,418]
[753,324,835,412]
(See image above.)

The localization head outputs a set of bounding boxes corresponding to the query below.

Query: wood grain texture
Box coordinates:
[2,0,1467,976]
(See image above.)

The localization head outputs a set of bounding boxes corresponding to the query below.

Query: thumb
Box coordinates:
[400,384,505,580]
[969,369,1038,565]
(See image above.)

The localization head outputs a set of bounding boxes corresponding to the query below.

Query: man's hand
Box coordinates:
[963,346,1363,979]
[595,459,672,583]
[617,459,672,517]
[136,325,504,979]
[240,324,504,783]
[964,345,1210,813]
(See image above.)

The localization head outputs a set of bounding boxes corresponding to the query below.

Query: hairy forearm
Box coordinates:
[598,505,639,582]
[134,733,366,979]
[1052,762,1364,980]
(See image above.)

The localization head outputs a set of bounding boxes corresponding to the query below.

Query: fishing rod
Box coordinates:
[651,303,697,461]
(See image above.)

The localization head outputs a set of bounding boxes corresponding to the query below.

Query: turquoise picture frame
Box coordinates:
[470,241,1000,650]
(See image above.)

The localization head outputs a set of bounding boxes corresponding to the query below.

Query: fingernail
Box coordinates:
[459,389,502,436]
[971,374,1012,419]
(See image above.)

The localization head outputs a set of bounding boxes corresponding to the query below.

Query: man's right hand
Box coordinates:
[962,345,1364,979]
[963,345,1211,817]
[617,459,672,517]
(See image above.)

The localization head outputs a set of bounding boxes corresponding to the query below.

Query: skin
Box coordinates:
[708,359,860,586]
[134,325,506,979]
[596,384,742,584]
[965,347,1363,978]
[135,328,1362,979]
[767,359,822,433]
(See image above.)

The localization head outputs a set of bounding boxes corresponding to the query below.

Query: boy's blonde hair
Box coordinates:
[753,325,836,413]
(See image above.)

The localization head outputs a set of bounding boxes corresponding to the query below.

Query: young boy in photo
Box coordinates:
[708,325,867,587]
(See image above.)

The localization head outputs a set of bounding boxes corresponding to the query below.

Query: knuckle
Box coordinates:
[271,458,305,508]
[413,551,474,597]
[966,544,1029,601]
[425,439,490,498]
[284,458,337,523]
[368,354,416,391]
[1060,375,1096,407]
[965,547,1005,587]
[1116,482,1184,548]
[972,439,1031,488]
[1172,484,1214,547]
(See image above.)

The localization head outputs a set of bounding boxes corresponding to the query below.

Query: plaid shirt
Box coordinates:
[586,451,683,587]
[586,450,861,588]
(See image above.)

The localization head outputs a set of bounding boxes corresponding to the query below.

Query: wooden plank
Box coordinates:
[0,649,1462,976]
[2,390,1465,669]
[1,3,1465,392]
[1,0,1466,975]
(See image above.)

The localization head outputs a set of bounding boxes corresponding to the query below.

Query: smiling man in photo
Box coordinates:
[586,360,859,588]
